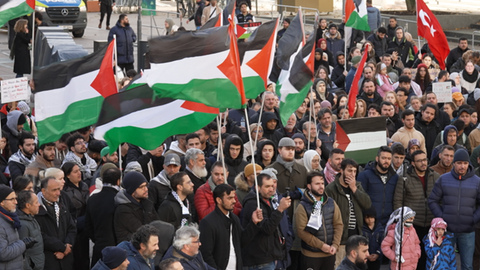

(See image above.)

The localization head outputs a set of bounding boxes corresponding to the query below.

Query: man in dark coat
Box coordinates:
[366,27,388,62]
[126,143,165,181]
[199,184,262,270]
[358,79,383,107]
[35,177,77,270]
[99,0,115,29]
[149,153,181,210]
[224,135,248,188]
[414,104,442,159]
[108,14,136,72]
[85,167,122,267]
[158,172,195,229]
[91,246,129,270]
[387,26,414,67]
[446,37,469,72]
[8,130,36,181]
[336,235,370,270]
[187,0,205,29]
[113,171,159,243]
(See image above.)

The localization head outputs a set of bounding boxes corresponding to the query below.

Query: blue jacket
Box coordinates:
[367,6,381,32]
[428,164,480,233]
[422,232,456,270]
[117,241,154,270]
[108,21,137,64]
[345,67,356,94]
[358,161,399,226]
[162,246,215,270]
[362,222,384,258]
[91,260,111,270]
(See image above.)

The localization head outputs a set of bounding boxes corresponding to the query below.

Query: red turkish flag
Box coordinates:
[416,0,449,70]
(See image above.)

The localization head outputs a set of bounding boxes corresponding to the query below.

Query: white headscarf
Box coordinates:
[303,150,321,172]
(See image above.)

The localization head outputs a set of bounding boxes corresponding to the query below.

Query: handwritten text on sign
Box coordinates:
[1,77,29,103]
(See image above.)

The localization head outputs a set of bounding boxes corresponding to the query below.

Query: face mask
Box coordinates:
[405,221,413,227]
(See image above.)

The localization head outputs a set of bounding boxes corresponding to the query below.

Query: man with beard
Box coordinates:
[358,146,398,227]
[195,127,216,158]
[358,79,383,107]
[158,172,195,229]
[275,113,300,139]
[317,108,336,152]
[108,14,136,73]
[429,148,480,270]
[149,154,182,210]
[295,171,343,270]
[114,172,160,243]
[430,125,466,166]
[267,138,308,219]
[324,149,345,184]
[184,148,207,192]
[8,131,36,182]
[250,91,283,129]
[303,121,318,151]
[325,159,372,267]
[446,37,470,72]
[393,150,440,270]
[292,133,307,162]
[163,224,215,270]
[431,145,454,175]
[25,142,60,191]
[62,133,97,181]
[336,235,370,270]
[195,162,242,221]
[117,225,159,270]
[390,110,426,153]
[223,135,248,187]
[380,101,403,138]
[199,184,263,269]
[414,104,441,159]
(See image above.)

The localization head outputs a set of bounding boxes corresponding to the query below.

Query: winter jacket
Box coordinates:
[358,91,383,107]
[430,160,453,176]
[450,57,465,73]
[3,110,23,153]
[295,192,343,258]
[8,150,35,185]
[338,24,363,51]
[17,209,44,270]
[163,245,214,270]
[390,127,427,154]
[331,54,349,89]
[251,139,277,169]
[414,113,441,158]
[345,67,357,94]
[422,232,456,270]
[367,33,388,62]
[336,257,363,270]
[446,46,469,72]
[199,206,260,270]
[376,74,394,98]
[113,190,160,243]
[431,143,465,167]
[240,191,285,266]
[24,155,61,192]
[325,174,372,244]
[188,0,205,26]
[381,224,421,270]
[158,192,193,230]
[148,170,172,210]
[35,196,76,270]
[261,112,283,146]
[358,161,398,226]
[469,126,480,151]
[266,160,308,219]
[234,172,251,204]
[362,222,384,257]
[393,166,440,228]
[367,6,381,32]
[117,241,154,270]
[223,135,248,187]
[428,164,480,233]
[63,179,89,220]
[323,31,345,56]
[317,122,336,152]
[388,37,415,67]
[62,151,97,181]
[194,181,242,221]
[0,210,26,270]
[13,31,31,75]
[85,186,119,266]
[126,144,165,180]
[91,260,112,270]
[201,5,222,26]
[460,70,480,93]
[386,24,397,43]
[107,21,136,64]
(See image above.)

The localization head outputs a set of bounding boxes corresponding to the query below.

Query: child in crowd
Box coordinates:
[362,206,384,270]
[376,63,395,97]
[423,218,456,270]
[381,206,421,270]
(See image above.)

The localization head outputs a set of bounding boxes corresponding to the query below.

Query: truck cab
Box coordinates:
[35,0,87,37]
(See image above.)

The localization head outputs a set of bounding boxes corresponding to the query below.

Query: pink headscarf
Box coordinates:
[428,217,448,248]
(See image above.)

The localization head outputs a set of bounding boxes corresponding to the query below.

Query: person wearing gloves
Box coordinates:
[422,218,456,270]
[381,206,421,270]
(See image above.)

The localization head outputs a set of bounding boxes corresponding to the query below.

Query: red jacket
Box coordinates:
[194,182,242,221]
[381,224,421,270]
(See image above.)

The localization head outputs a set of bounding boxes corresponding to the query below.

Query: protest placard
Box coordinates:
[1,77,29,103]
[433,81,452,103]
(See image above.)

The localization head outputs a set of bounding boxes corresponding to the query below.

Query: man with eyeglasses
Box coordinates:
[114,171,160,243]
[393,150,440,270]
[0,185,37,269]
[62,133,97,181]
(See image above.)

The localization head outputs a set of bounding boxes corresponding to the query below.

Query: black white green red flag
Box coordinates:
[0,0,34,27]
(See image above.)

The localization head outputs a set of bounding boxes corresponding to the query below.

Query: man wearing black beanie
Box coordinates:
[429,148,480,270]
[113,172,159,243]
[91,246,129,270]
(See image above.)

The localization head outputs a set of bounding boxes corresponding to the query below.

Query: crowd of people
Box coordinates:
[3,0,480,269]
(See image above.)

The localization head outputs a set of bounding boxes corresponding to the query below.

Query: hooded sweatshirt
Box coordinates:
[253,139,277,169]
[261,112,282,145]
[3,110,26,153]
[224,135,248,187]
[430,125,465,166]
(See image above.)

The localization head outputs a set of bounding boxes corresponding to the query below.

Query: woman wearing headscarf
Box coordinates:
[316,38,335,67]
[313,78,335,106]
[422,218,456,270]
[381,206,421,270]
[163,18,179,35]
[303,150,322,172]
[314,48,330,73]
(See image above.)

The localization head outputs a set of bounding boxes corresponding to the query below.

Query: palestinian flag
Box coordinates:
[347,43,369,116]
[146,24,246,109]
[345,0,370,32]
[222,0,235,26]
[239,19,278,99]
[0,0,34,27]
[200,13,222,29]
[94,75,218,152]
[275,16,316,125]
[34,41,116,145]
[275,11,304,71]
[336,117,387,164]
